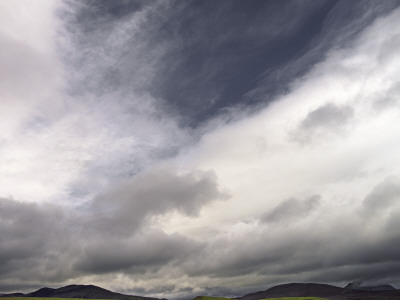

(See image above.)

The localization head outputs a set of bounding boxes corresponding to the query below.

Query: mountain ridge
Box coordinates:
[2,282,400,300]
[344,281,395,291]
[0,284,164,300]
[238,282,400,300]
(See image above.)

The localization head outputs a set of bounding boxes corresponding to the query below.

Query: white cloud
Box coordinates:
[2,1,400,297]
[0,0,64,136]
[0,1,189,204]
[159,5,400,244]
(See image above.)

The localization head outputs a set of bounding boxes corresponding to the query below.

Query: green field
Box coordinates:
[193,297,237,300]
[192,296,328,300]
[3,298,114,300]
[3,297,329,300]
[261,298,329,300]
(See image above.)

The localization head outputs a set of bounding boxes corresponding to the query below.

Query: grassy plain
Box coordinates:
[193,297,328,300]
[2,297,329,300]
[3,298,114,300]
[193,297,237,300]
[261,298,329,300]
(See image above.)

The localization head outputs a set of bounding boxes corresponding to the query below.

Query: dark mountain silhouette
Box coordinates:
[238,283,343,300]
[1,293,25,297]
[344,281,396,291]
[2,282,400,300]
[238,282,400,300]
[0,284,164,300]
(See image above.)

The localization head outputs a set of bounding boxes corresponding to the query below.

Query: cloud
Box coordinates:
[0,168,225,290]
[3,1,400,299]
[0,0,64,138]
[152,4,400,294]
[0,0,192,204]
[66,0,351,126]
[75,229,200,274]
[85,169,227,236]
[300,103,354,130]
[292,103,354,143]
[0,198,76,285]
[261,195,320,224]
[246,0,400,105]
[63,0,171,95]
[363,177,400,213]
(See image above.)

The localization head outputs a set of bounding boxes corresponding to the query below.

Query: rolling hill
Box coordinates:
[2,282,400,300]
[0,284,163,300]
[238,282,400,300]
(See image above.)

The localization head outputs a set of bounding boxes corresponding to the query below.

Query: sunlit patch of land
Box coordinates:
[3,298,114,300]
[193,297,237,300]
[261,298,329,300]
[192,296,328,300]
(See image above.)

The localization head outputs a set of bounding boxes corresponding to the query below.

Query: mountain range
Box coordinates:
[238,282,400,300]
[0,284,163,300]
[1,282,400,300]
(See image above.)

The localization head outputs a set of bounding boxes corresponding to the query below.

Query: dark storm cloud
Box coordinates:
[150,0,338,124]
[65,0,400,127]
[248,0,400,104]
[261,195,320,224]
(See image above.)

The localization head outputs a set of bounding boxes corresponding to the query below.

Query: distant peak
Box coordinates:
[344,282,362,289]
[345,282,395,291]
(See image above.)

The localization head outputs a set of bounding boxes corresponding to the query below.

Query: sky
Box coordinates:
[2,0,400,299]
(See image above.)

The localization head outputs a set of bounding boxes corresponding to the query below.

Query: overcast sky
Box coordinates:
[2,0,400,299]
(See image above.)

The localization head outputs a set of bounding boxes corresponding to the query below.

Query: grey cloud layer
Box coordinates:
[0,169,224,289]
[293,103,354,142]
[363,178,400,213]
[76,229,199,274]
[3,176,400,296]
[3,0,400,299]
[261,195,320,224]
[0,198,76,284]
[87,169,226,235]
[300,104,354,131]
